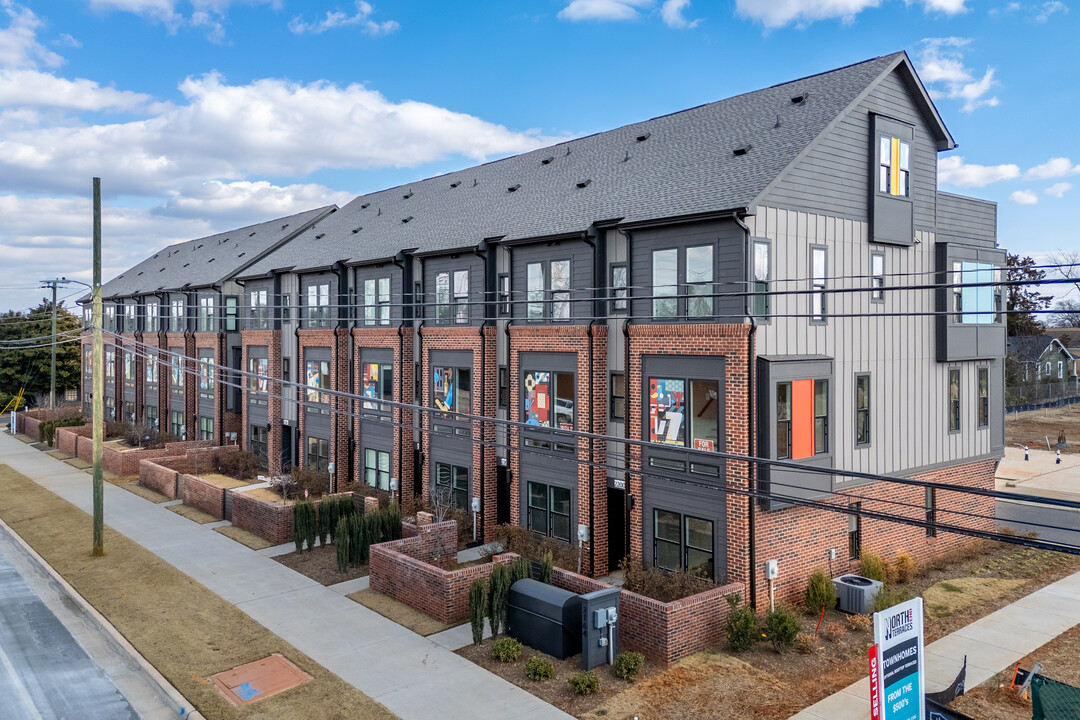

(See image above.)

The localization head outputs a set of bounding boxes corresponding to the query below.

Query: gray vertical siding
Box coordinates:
[423,254,485,325]
[509,238,593,323]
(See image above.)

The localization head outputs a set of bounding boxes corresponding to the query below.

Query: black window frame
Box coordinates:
[848,502,861,560]
[197,296,215,332]
[435,462,470,510]
[224,295,238,331]
[249,289,269,330]
[810,245,827,323]
[948,368,961,433]
[870,251,885,303]
[522,368,576,453]
[305,283,331,328]
[610,263,628,314]
[360,361,393,420]
[977,366,989,428]
[363,276,391,326]
[198,416,214,441]
[650,244,716,320]
[525,259,572,322]
[610,372,625,420]
[855,374,870,447]
[926,487,937,538]
[364,448,391,491]
[751,239,770,320]
[652,508,715,581]
[306,436,330,473]
[527,480,571,544]
[250,424,268,468]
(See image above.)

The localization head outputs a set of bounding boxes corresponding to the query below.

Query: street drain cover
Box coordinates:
[208,653,313,707]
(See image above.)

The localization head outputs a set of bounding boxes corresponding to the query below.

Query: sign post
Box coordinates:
[870,597,925,720]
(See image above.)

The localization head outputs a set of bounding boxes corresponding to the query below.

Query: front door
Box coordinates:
[607,487,626,571]
[281,424,293,472]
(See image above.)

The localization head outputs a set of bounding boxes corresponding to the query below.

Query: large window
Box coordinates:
[652,248,678,318]
[248,357,268,393]
[199,416,213,441]
[523,370,575,452]
[198,356,214,397]
[249,289,269,329]
[686,246,714,317]
[855,374,870,446]
[648,378,718,451]
[103,305,115,332]
[436,463,469,509]
[978,367,989,428]
[365,449,391,491]
[169,354,182,388]
[145,353,158,383]
[306,283,331,327]
[171,410,184,438]
[145,301,159,332]
[948,368,961,432]
[307,437,329,472]
[104,395,115,420]
[878,136,910,197]
[811,246,827,322]
[433,366,471,416]
[250,425,268,467]
[106,349,115,378]
[434,270,470,324]
[650,245,715,319]
[305,359,331,406]
[361,362,393,417]
[611,264,628,313]
[752,240,770,318]
[654,510,714,580]
[527,481,570,543]
[170,299,185,332]
[775,379,829,459]
[453,270,469,324]
[526,260,571,321]
[364,277,391,326]
[147,405,158,431]
[123,305,136,333]
[954,261,996,325]
[198,296,215,332]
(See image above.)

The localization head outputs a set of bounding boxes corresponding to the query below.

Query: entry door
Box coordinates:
[607,487,626,571]
[281,425,293,472]
[497,465,511,525]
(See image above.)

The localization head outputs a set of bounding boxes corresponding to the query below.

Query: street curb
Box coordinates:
[0,516,205,720]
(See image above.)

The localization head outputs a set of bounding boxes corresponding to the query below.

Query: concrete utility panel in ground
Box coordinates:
[0,553,139,720]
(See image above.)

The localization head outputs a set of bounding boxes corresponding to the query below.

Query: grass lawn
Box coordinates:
[105,474,170,503]
[347,589,458,637]
[0,464,398,720]
[167,503,218,524]
[215,524,274,550]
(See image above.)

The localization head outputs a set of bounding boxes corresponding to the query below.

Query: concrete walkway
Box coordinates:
[995,446,1080,546]
[790,555,1080,719]
[0,431,571,720]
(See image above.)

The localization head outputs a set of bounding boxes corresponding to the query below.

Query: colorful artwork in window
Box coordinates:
[433,367,454,413]
[362,363,382,410]
[523,371,551,427]
[250,357,268,393]
[199,358,213,390]
[649,378,685,446]
[306,360,329,403]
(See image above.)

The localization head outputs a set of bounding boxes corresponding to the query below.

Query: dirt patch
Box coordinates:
[953,620,1080,720]
[106,474,169,503]
[215,524,273,550]
[347,589,457,637]
[1005,406,1080,454]
[457,637,652,717]
[0,464,398,720]
[923,577,1027,618]
[273,543,367,586]
[196,473,253,490]
[167,503,218,524]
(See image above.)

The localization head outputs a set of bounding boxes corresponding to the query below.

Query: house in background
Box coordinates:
[1008,336,1076,384]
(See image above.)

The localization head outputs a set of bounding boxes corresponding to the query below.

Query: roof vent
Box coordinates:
[361,202,371,209]
[733,144,752,157]
[159,267,165,272]
[472,178,478,187]
[774,114,782,128]
[281,223,289,230]
[622,150,630,163]
[508,184,521,193]
[352,227,362,234]
[249,232,256,237]
[450,181,461,188]
[377,207,382,216]
[576,179,591,189]
[207,258,215,263]
[183,263,190,268]
[137,271,143,276]
[541,156,554,165]
[316,233,325,240]
[403,190,413,199]
[238,252,245,258]
[196,244,203,249]
[402,216,414,223]
[636,132,651,142]
[153,253,159,259]
[790,92,808,105]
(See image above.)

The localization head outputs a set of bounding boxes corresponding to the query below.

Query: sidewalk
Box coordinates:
[0,431,570,720]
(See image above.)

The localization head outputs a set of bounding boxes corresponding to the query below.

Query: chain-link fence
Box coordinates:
[1006,380,1080,412]
[1032,674,1080,720]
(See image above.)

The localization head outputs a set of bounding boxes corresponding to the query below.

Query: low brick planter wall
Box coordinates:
[56,427,219,476]
[57,424,92,455]
[17,413,42,440]
[230,490,367,545]
[137,447,242,500]
[182,474,228,520]
[14,408,82,442]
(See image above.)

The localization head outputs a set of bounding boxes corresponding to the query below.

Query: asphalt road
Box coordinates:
[996,499,1080,548]
[0,547,140,720]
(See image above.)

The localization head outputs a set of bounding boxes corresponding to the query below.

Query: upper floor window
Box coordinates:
[811,246,827,322]
[169,353,182,388]
[752,241,770,318]
[435,270,470,325]
[123,350,133,383]
[224,295,238,332]
[776,378,829,459]
[361,362,393,416]
[306,283,331,327]
[648,377,718,451]
[103,305,116,332]
[305,359,331,405]
[498,274,510,316]
[527,260,571,321]
[84,346,92,376]
[878,136,910,197]
[198,357,215,395]
[198,297,215,332]
[978,367,989,428]
[145,302,159,333]
[364,278,390,326]
[523,370,575,452]
[871,252,885,302]
[146,354,157,383]
[855,374,870,446]
[433,366,471,416]
[170,299,185,332]
[248,357,268,393]
[611,264,628,313]
[952,261,998,325]
[123,305,136,333]
[652,245,714,319]
[105,349,115,377]
[610,373,625,420]
[948,368,961,432]
[249,289,269,329]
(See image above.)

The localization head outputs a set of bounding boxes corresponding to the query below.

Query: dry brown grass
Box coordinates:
[195,472,253,490]
[0,464,398,720]
[167,503,218,524]
[214,524,273,550]
[923,577,1027,618]
[105,474,170,503]
[242,487,291,504]
[347,589,457,637]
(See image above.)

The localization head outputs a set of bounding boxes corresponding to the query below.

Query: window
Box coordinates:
[103,305,115,332]
[1058,361,1064,380]
[652,248,678,318]
[249,289,269,329]
[224,295,238,331]
[499,366,509,408]
[170,353,182,388]
[686,245,714,317]
[147,405,158,431]
[361,362,392,416]
[146,354,157,383]
[526,260,571,321]
[811,246,827,322]
[977,367,990,428]
[364,277,391,326]
[197,297,215,332]
[498,273,510,316]
[106,349,115,378]
[848,503,861,560]
[123,401,135,424]
[306,283,331,327]
[435,271,451,324]
[871,252,885,302]
[171,410,184,438]
[84,346,92,376]
[611,264,628,313]
[281,293,291,322]
[610,373,625,420]
[453,270,469,324]
[364,449,391,491]
[282,357,290,383]
[752,241,770,318]
[305,359,331,405]
[948,368,961,432]
[105,395,115,420]
[248,357,268,394]
[250,425,268,467]
[775,379,829,459]
[123,350,134,384]
[65,388,78,402]
[123,305,136,333]
[953,261,996,325]
[855,374,870,446]
[170,299,185,332]
[199,417,213,441]
[653,510,714,580]
[436,463,469,509]
[307,437,329,472]
[878,136,910,197]
[433,366,471,416]
[145,302,159,332]
[648,378,719,451]
[527,481,570,543]
[523,370,575,452]
[198,356,214,396]
[925,488,937,538]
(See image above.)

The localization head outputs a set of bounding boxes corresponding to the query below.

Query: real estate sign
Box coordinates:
[871,597,925,720]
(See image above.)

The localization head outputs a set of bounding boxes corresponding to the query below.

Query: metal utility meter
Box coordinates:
[580,587,620,670]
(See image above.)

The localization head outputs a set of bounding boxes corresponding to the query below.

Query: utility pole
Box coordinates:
[92,178,104,557]
[39,277,70,409]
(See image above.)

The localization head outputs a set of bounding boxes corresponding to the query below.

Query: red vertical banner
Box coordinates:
[791,378,814,459]
[869,643,881,720]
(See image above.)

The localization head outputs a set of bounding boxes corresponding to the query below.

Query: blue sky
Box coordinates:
[0,0,1076,314]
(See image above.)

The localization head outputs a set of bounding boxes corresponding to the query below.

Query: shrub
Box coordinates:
[488,564,512,637]
[346,514,364,566]
[40,416,85,446]
[215,450,262,481]
[469,579,487,647]
[804,569,837,615]
[846,613,872,632]
[335,517,350,573]
[725,594,759,652]
[872,586,911,613]
[894,552,918,584]
[613,651,645,682]
[568,671,600,696]
[525,656,554,682]
[494,524,580,572]
[859,550,889,583]
[293,500,317,553]
[105,419,129,439]
[540,551,553,584]
[822,621,847,640]
[292,466,330,497]
[510,556,533,585]
[764,605,801,654]
[491,637,522,663]
[794,634,816,655]
[620,557,715,603]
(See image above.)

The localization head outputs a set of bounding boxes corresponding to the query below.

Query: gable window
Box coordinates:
[526,260,571,321]
[523,370,575,452]
[948,368,961,432]
[811,246,827,322]
[1058,360,1064,380]
[610,373,625,420]
[433,366,471,417]
[361,362,392,417]
[249,289,269,329]
[528,481,570,543]
[145,301,159,332]
[878,136,910,197]
[364,277,391,326]
[306,437,329,473]
[306,283,331,327]
[775,378,829,459]
[978,367,989,428]
[224,295,238,331]
[611,264,628,313]
[654,510,714,580]
[871,252,885,302]
[648,377,719,452]
[752,240,770,318]
[436,463,469,509]
[198,297,215,332]
[170,299,185,332]
[305,359,331,406]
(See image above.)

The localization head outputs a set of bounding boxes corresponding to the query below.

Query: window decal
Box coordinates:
[649,378,685,446]
[433,367,454,412]
[524,371,551,427]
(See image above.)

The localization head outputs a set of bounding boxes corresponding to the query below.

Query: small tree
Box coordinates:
[468,578,487,646]
[429,483,455,565]
[488,564,512,637]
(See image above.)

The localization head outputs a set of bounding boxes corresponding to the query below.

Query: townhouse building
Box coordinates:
[87,52,1006,604]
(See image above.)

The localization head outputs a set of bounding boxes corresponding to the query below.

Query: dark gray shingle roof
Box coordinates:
[242,52,906,276]
[1008,336,1057,362]
[100,206,336,298]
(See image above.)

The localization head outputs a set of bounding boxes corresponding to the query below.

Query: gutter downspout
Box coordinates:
[617,227,634,560]
[292,274,304,473]
[474,240,494,540]
[333,262,350,489]
[184,290,195,441]
[392,252,413,506]
[415,257,427,500]
[583,228,601,576]
[732,211,758,610]
[503,246,515,526]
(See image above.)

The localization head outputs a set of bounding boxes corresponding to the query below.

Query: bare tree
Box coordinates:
[429,483,455,565]
[1051,249,1080,296]
[1050,299,1080,328]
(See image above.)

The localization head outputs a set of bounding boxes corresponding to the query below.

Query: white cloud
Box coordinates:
[157,180,353,221]
[1045,182,1072,198]
[919,0,967,13]
[938,155,1020,187]
[1025,157,1080,179]
[1035,1,1068,21]
[56,32,81,48]
[288,1,399,35]
[1010,189,1039,204]
[558,0,652,22]
[734,0,881,28]
[661,0,702,27]
[89,0,278,40]
[0,69,151,111]
[916,38,999,112]
[0,0,64,69]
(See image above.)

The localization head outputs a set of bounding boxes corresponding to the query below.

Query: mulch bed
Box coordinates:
[273,543,368,586]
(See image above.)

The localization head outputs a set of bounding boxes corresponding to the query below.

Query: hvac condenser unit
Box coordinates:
[833,575,883,614]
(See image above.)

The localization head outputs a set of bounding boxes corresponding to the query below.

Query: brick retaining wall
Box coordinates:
[230,491,294,545]
[182,474,227,520]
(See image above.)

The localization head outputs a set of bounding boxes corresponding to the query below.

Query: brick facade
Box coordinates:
[297,328,350,477]
[231,491,294,545]
[194,331,225,445]
[241,329,282,474]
